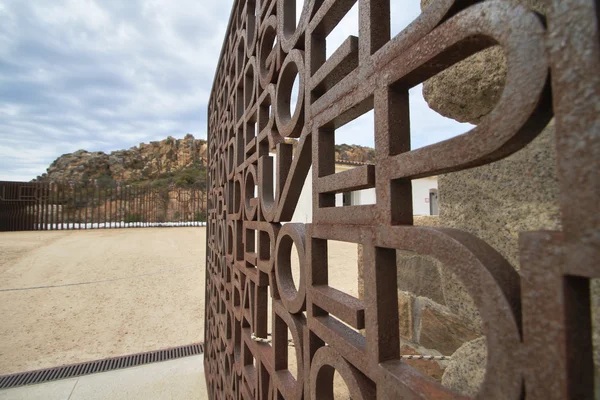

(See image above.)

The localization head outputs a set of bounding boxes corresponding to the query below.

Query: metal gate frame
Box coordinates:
[205,0,600,398]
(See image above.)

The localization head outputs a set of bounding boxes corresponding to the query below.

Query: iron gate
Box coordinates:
[205,0,600,398]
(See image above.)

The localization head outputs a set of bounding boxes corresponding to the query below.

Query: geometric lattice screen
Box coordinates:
[205,0,600,398]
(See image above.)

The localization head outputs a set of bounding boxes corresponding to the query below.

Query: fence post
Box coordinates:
[117,184,121,228]
[107,185,111,229]
[51,182,56,231]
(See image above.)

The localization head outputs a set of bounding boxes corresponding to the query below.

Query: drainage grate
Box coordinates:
[0,342,204,390]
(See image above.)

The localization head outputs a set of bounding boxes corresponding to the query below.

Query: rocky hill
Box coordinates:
[285,139,375,163]
[36,135,375,186]
[334,143,375,163]
[36,134,208,186]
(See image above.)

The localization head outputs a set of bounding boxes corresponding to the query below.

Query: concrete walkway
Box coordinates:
[0,355,208,400]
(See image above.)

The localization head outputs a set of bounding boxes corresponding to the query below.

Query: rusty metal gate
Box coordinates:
[0,181,206,231]
[205,0,599,398]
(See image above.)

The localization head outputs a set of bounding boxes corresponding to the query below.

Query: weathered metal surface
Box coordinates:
[0,181,207,231]
[205,0,599,398]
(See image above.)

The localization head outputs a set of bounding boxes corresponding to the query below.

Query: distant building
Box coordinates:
[289,158,438,223]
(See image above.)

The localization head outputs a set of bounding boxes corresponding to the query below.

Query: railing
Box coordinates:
[0,181,207,232]
[205,0,599,399]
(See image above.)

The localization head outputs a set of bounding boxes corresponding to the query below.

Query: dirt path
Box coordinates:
[0,228,360,377]
[0,228,206,375]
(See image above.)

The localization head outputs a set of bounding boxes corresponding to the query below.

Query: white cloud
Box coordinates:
[0,0,231,180]
[0,0,471,182]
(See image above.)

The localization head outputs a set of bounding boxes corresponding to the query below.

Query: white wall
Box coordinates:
[351,188,375,206]
[411,177,438,215]
[268,152,312,223]
[269,155,438,222]
[336,176,437,216]
[291,165,313,223]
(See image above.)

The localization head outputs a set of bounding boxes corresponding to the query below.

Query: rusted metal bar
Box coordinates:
[142,186,146,226]
[32,182,38,231]
[88,182,93,229]
[38,182,43,231]
[73,183,77,230]
[139,186,143,227]
[63,183,68,230]
[92,184,97,229]
[144,186,148,226]
[133,185,138,228]
[76,184,80,230]
[144,185,147,226]
[136,186,140,228]
[124,185,133,228]
[11,183,18,231]
[107,185,111,229]
[123,184,127,228]
[38,183,43,231]
[151,188,155,224]
[97,184,101,228]
[53,182,57,230]
[39,183,45,231]
[58,183,63,230]
[48,183,53,231]
[42,182,48,231]
[117,184,121,228]
[102,185,106,229]
[83,182,88,229]
[132,185,136,227]
[91,182,95,229]
[51,183,55,230]
[5,183,12,231]
[49,182,53,231]
[51,182,56,230]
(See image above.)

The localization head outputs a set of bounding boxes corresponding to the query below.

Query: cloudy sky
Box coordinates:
[0,0,472,181]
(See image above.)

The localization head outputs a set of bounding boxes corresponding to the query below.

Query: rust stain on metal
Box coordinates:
[205,0,599,398]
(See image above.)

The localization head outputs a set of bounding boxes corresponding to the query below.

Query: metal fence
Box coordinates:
[0,181,207,232]
[205,0,599,399]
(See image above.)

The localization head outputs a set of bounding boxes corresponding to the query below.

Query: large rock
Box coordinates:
[441,336,487,397]
[421,0,547,124]
[437,268,483,333]
[421,0,600,390]
[423,46,506,124]
[45,151,110,182]
[37,134,207,183]
[397,251,445,305]
[438,123,561,269]
[419,303,480,356]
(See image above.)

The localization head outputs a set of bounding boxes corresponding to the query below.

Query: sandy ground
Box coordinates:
[0,228,206,375]
[0,228,360,377]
